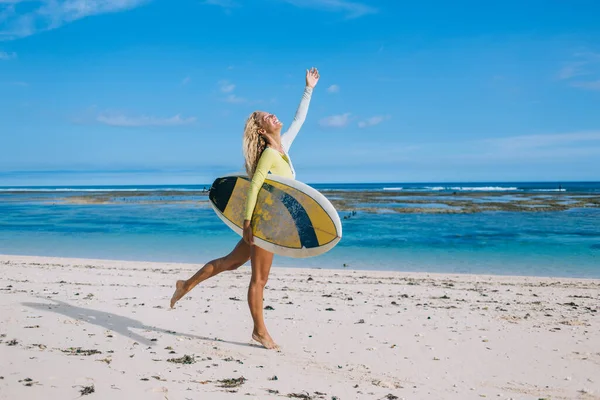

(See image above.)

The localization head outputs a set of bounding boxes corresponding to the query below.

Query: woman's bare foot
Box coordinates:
[170,280,188,308]
[252,330,280,350]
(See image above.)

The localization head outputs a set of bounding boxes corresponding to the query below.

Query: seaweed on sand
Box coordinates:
[217,376,246,388]
[167,354,195,364]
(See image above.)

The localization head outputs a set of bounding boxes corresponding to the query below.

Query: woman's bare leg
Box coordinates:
[248,245,278,350]
[170,239,251,308]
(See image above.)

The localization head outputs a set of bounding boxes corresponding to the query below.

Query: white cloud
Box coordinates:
[319,113,350,127]
[224,94,245,103]
[216,79,245,103]
[573,51,600,61]
[282,0,376,18]
[327,84,339,93]
[310,131,600,169]
[338,131,600,166]
[218,80,235,93]
[558,51,600,91]
[0,4,15,25]
[358,115,389,128]
[449,131,600,164]
[0,0,150,40]
[570,80,600,91]
[181,76,191,86]
[557,62,587,80]
[483,131,600,151]
[0,50,16,59]
[96,112,196,127]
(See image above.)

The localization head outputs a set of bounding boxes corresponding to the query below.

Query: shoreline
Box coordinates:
[2,253,600,281]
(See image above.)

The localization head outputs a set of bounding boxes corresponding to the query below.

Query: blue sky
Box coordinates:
[1,0,600,185]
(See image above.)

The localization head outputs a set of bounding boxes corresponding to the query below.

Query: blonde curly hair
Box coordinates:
[242,111,268,178]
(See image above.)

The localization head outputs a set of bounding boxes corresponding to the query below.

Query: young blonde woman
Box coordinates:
[170,67,320,350]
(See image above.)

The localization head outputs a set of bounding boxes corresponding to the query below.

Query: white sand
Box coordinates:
[1,254,599,400]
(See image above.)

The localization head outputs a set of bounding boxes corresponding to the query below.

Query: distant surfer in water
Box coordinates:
[170,67,320,350]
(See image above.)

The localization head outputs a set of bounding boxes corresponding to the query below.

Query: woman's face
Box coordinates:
[255,111,283,134]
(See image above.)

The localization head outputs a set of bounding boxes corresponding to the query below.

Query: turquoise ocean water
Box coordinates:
[1,182,599,278]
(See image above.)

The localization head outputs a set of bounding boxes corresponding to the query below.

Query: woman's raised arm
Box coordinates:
[280,67,320,152]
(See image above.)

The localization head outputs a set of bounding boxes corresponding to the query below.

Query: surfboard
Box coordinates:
[209,174,342,258]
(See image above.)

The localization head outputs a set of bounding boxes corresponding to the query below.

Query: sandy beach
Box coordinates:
[1,254,599,399]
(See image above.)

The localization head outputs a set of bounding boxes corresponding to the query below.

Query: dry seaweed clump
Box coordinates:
[167,354,195,364]
[217,376,246,388]
[286,392,330,399]
[61,347,102,356]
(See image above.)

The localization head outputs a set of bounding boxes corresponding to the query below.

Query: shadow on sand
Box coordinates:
[23,298,259,349]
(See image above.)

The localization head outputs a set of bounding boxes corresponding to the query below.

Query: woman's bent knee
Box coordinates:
[250,276,268,287]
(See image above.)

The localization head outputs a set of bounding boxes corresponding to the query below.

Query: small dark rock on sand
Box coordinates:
[79,385,95,396]
[20,378,35,387]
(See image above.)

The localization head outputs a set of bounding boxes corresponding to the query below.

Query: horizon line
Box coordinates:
[0,180,599,188]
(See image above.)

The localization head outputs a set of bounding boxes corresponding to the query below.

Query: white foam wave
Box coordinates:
[449,186,519,191]
[383,187,403,191]
[407,186,521,191]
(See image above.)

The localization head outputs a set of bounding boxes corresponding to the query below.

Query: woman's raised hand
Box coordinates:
[306,67,320,88]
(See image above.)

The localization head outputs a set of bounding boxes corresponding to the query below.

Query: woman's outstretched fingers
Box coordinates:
[306,67,320,88]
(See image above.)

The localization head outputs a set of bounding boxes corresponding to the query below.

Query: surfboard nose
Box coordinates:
[209,177,237,213]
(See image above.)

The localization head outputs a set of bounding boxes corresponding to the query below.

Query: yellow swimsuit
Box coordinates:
[244,86,313,220]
